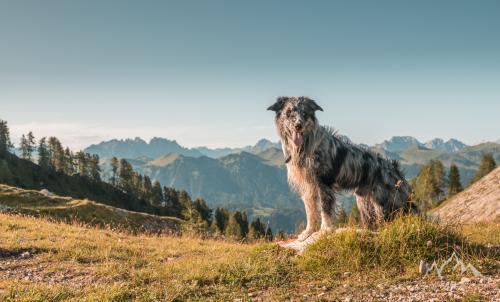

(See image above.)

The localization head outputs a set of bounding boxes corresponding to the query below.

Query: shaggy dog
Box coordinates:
[268,96,411,241]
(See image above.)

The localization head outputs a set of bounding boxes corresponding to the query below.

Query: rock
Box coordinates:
[20,251,30,258]
[459,277,471,284]
[40,189,54,197]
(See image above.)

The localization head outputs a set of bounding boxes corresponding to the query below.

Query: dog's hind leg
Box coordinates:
[318,185,335,234]
[297,190,319,241]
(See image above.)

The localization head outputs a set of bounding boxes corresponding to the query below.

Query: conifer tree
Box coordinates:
[89,154,101,182]
[193,198,211,225]
[413,160,447,210]
[76,151,88,176]
[27,131,35,158]
[178,191,193,220]
[142,175,153,201]
[151,181,163,206]
[164,186,182,215]
[470,153,497,184]
[19,134,28,159]
[37,137,50,169]
[132,173,143,197]
[110,157,119,187]
[225,212,243,240]
[248,218,266,240]
[264,222,273,241]
[0,119,13,157]
[240,212,249,238]
[214,207,229,233]
[47,137,64,172]
[118,159,134,193]
[448,163,462,197]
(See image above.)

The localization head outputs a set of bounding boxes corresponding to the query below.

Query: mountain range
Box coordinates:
[375,136,468,153]
[85,136,500,232]
[85,137,281,159]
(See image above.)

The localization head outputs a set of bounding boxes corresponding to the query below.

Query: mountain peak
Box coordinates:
[425,138,467,152]
[376,136,422,152]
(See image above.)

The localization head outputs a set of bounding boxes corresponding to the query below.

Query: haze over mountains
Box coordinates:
[85,136,500,232]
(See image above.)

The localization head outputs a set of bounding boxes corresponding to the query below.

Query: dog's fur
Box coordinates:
[268,96,412,241]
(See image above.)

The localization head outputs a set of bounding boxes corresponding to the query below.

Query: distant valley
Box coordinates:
[85,136,500,232]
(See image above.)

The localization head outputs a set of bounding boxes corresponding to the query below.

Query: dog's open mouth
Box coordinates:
[292,131,303,147]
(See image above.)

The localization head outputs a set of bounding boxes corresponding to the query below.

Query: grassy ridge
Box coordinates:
[1,210,498,301]
[0,184,181,234]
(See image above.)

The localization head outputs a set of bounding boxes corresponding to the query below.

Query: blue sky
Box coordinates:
[1,0,499,149]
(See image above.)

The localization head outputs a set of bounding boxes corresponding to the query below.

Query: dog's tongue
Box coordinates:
[293,132,303,147]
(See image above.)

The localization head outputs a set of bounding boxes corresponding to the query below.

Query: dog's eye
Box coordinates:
[286,109,292,117]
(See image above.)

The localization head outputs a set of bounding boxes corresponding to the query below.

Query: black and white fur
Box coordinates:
[268,96,412,241]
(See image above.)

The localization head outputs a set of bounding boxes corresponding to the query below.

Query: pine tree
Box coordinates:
[132,173,143,197]
[0,119,13,157]
[448,163,462,197]
[163,186,182,216]
[110,157,119,187]
[248,218,266,240]
[19,134,29,159]
[413,160,447,210]
[89,154,101,182]
[76,151,88,176]
[178,191,193,220]
[142,175,153,201]
[240,212,249,238]
[118,159,134,193]
[264,222,273,241]
[47,137,64,172]
[63,147,75,175]
[470,154,497,184]
[151,181,163,206]
[432,160,446,201]
[225,212,243,240]
[193,198,211,225]
[38,137,50,169]
[214,207,229,233]
[27,131,35,159]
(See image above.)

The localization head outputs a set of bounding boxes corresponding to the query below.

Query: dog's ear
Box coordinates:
[267,97,287,112]
[303,97,323,112]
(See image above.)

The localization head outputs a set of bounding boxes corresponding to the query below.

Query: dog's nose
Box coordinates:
[295,124,303,131]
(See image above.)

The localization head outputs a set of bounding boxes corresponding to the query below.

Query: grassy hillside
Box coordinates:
[0,152,172,217]
[0,209,498,301]
[0,184,182,234]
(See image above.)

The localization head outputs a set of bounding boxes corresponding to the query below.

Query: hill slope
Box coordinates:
[433,166,500,224]
[0,184,181,233]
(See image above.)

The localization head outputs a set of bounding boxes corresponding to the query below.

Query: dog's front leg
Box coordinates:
[318,186,335,234]
[297,191,318,241]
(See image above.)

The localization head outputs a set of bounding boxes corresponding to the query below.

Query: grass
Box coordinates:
[0,184,182,234]
[1,211,498,301]
[0,184,498,301]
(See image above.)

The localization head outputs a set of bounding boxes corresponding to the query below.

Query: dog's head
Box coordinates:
[267,96,323,148]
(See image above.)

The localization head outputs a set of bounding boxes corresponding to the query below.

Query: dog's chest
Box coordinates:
[286,163,315,189]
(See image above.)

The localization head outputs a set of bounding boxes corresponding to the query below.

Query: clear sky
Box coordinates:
[1,0,499,149]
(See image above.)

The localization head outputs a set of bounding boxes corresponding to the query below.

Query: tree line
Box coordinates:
[411,154,497,211]
[0,118,273,241]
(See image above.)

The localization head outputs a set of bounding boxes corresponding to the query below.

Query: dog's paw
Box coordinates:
[319,226,334,236]
[297,229,315,242]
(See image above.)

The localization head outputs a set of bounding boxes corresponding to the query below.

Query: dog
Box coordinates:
[268,96,412,241]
